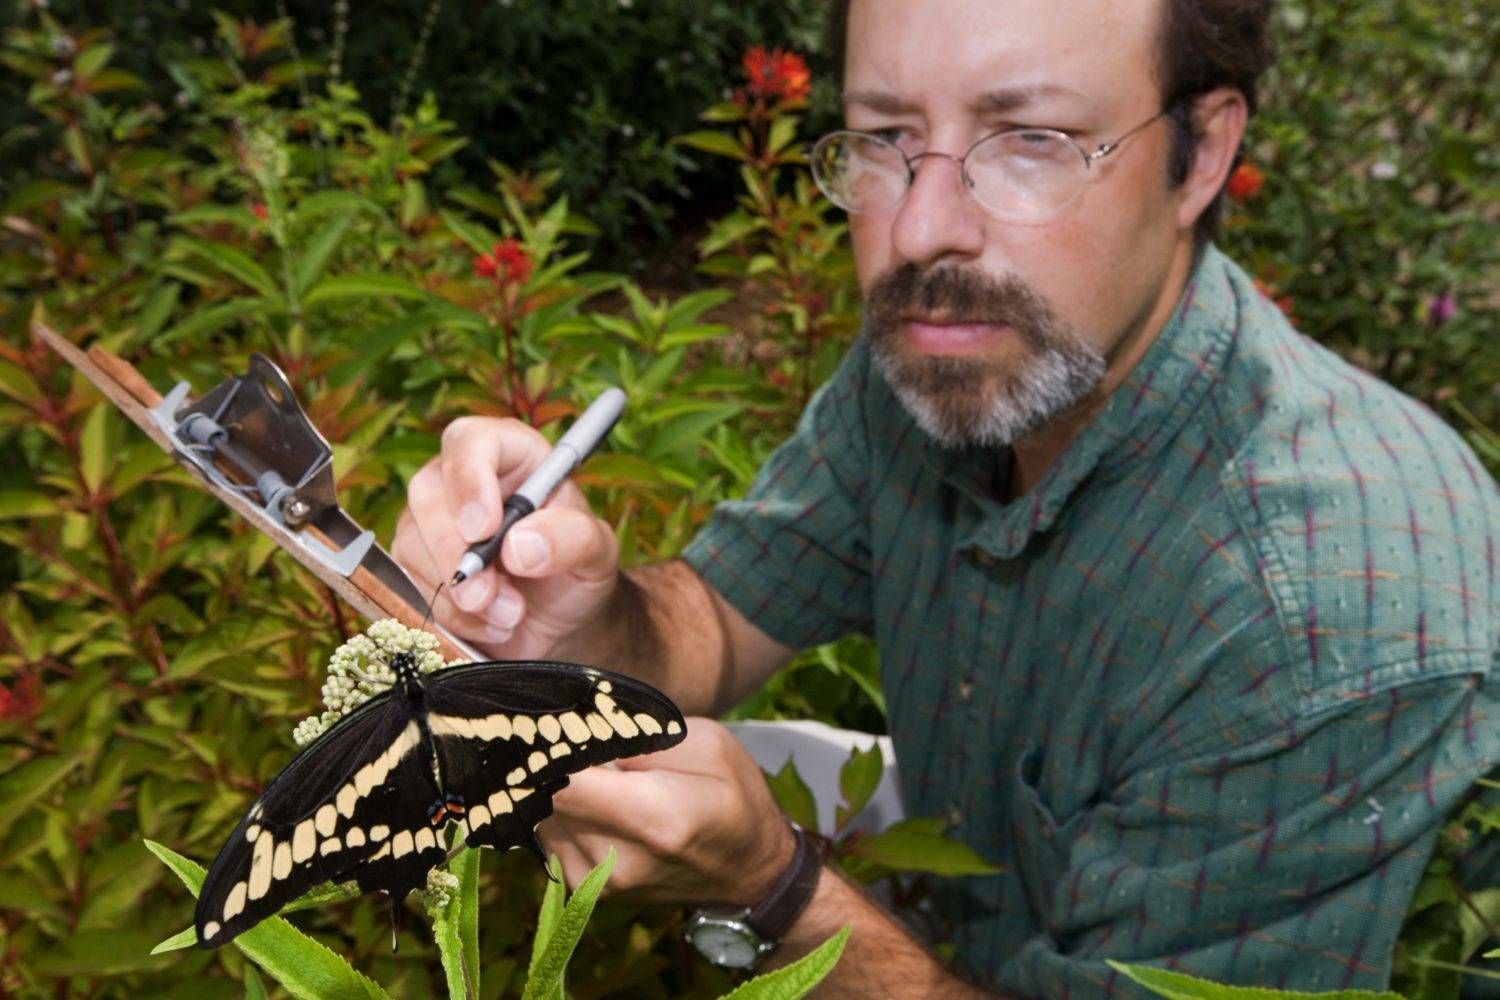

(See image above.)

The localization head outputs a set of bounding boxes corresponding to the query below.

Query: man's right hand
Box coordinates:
[392,415,621,660]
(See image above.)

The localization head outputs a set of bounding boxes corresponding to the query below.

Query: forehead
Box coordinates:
[843,0,1165,117]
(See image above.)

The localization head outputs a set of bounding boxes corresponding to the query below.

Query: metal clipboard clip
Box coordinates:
[33,317,480,663]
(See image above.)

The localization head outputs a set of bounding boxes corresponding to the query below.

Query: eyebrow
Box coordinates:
[842,84,1086,117]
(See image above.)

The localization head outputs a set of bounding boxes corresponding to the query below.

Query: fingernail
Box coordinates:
[453,576,490,612]
[507,529,549,573]
[486,591,524,629]
[483,623,514,646]
[458,502,489,542]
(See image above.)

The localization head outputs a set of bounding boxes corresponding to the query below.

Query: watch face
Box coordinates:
[688,918,763,969]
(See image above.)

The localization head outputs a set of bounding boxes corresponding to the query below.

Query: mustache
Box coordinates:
[863,263,1056,349]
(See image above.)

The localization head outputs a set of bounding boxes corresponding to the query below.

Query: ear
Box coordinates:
[1174,87,1250,233]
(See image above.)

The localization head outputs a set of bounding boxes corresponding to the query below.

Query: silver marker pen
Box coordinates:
[448,387,626,587]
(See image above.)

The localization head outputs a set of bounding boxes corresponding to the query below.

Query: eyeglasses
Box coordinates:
[809,108,1172,223]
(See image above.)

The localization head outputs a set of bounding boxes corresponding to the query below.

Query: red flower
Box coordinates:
[251,202,269,221]
[1226,163,1264,201]
[0,674,42,723]
[742,46,811,103]
[473,238,533,287]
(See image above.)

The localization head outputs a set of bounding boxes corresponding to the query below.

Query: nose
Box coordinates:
[889,151,986,268]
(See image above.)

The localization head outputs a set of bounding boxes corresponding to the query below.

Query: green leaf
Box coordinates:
[836,744,884,829]
[245,966,270,1000]
[440,209,497,257]
[303,274,432,307]
[295,212,356,294]
[528,855,566,994]
[644,403,744,461]
[326,314,433,386]
[764,760,819,834]
[150,927,197,955]
[675,130,748,161]
[156,299,275,346]
[1487,947,1500,959]
[73,42,115,80]
[720,926,851,1000]
[1106,962,1406,999]
[454,846,481,996]
[178,237,280,299]
[0,753,84,839]
[847,824,1003,877]
[142,840,391,1000]
[0,489,59,519]
[432,876,469,1000]
[79,403,111,494]
[523,848,615,1000]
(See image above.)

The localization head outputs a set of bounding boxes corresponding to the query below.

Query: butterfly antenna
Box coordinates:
[422,580,444,633]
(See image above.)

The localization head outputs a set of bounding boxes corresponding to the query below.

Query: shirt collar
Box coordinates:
[925,244,1243,559]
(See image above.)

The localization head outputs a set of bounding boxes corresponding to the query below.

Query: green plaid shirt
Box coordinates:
[683,246,1499,996]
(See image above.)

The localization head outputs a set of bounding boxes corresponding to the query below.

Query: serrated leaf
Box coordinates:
[765,760,819,833]
[454,846,481,997]
[528,855,566,993]
[836,744,884,828]
[303,274,432,307]
[1106,962,1406,999]
[523,849,614,1000]
[847,826,1002,877]
[142,841,390,1000]
[720,926,851,1000]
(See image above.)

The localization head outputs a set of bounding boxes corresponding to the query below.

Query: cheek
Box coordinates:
[848,215,893,293]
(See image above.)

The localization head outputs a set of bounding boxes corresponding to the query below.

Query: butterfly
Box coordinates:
[195,653,686,948]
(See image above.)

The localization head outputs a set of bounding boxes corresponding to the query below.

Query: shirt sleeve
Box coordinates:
[681,343,876,648]
[994,666,1498,997]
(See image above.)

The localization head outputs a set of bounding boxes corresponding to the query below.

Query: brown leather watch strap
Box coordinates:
[746,822,823,943]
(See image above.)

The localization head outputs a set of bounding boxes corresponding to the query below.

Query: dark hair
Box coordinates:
[823,0,1276,243]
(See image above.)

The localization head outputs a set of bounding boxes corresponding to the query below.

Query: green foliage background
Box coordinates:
[0,0,1494,996]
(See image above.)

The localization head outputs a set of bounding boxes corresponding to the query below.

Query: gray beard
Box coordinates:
[869,336,1106,449]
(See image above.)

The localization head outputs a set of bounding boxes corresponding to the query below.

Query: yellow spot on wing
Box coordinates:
[320,838,341,856]
[586,713,612,740]
[315,804,337,836]
[248,835,273,900]
[292,820,316,863]
[666,720,682,736]
[507,767,526,785]
[528,750,548,772]
[537,715,561,742]
[224,881,247,920]
[371,825,390,842]
[204,920,221,939]
[336,784,358,818]
[510,787,533,802]
[512,716,537,744]
[469,804,492,829]
[634,713,663,736]
[273,841,292,880]
[559,712,590,743]
[392,830,414,858]
[489,790,513,815]
[415,827,436,852]
[550,742,572,759]
[345,827,366,849]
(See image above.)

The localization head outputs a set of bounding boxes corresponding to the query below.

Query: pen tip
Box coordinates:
[449,571,466,587]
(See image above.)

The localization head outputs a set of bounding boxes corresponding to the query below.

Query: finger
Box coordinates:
[406,462,516,616]
[500,505,619,583]
[608,720,721,773]
[437,417,552,544]
[394,488,528,646]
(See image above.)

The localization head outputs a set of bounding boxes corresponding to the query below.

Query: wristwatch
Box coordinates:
[685,820,823,969]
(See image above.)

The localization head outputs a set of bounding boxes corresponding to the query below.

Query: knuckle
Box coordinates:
[439,415,484,450]
[646,815,693,859]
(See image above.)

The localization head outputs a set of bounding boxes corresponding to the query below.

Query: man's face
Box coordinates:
[844,0,1186,448]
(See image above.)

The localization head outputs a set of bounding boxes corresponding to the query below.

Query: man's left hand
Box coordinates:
[541,719,797,906]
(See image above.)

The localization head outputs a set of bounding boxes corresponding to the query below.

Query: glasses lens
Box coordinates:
[811,132,909,214]
[965,130,1087,220]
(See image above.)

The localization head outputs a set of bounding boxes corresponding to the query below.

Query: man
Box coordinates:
[394,0,1498,993]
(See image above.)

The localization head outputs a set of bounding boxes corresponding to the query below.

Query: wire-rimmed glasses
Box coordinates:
[809,108,1171,223]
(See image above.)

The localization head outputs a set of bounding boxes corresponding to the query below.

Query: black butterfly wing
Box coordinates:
[194,692,446,948]
[422,661,686,855]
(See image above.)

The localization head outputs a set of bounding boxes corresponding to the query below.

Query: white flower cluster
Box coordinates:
[422,868,460,916]
[291,619,450,746]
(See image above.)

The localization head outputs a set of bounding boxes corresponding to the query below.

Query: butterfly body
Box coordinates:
[195,656,686,948]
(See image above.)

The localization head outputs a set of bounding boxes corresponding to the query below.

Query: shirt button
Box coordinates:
[947,804,964,827]
[971,549,998,568]
[958,680,974,702]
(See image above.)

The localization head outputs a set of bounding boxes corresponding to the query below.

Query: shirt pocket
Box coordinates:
[1009,742,1088,936]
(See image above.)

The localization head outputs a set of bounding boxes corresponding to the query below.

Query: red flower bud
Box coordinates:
[1227,163,1264,201]
[742,46,811,103]
[251,202,269,221]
